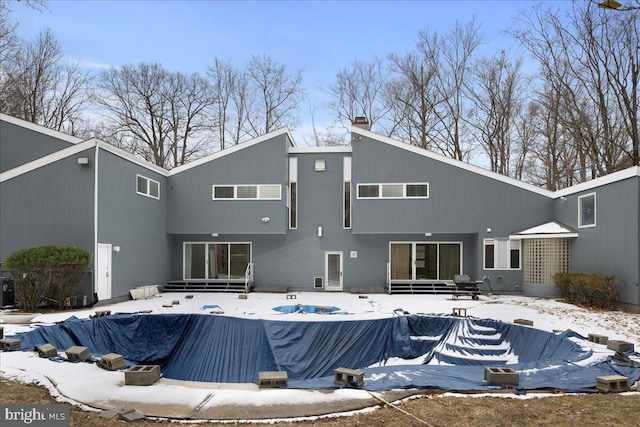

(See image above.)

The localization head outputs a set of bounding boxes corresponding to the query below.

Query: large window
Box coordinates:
[357,183,429,199]
[484,238,521,270]
[344,157,352,229]
[578,193,596,228]
[184,242,251,280]
[136,174,160,200]
[212,185,281,200]
[390,242,462,281]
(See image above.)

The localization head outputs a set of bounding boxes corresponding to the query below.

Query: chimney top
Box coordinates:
[352,116,370,131]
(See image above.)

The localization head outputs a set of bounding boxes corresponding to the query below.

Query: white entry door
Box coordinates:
[96,243,112,301]
[325,251,343,291]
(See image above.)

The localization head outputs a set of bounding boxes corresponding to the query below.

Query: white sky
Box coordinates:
[6,0,575,144]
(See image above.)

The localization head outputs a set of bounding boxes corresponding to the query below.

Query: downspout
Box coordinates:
[93,143,100,298]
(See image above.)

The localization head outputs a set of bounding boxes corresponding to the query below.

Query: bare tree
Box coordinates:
[0,2,18,66]
[327,57,390,131]
[467,51,523,176]
[385,52,440,148]
[0,28,90,134]
[417,18,483,160]
[96,63,215,168]
[245,54,304,136]
[511,1,639,184]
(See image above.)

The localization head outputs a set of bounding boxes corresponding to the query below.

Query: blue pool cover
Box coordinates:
[14,313,640,392]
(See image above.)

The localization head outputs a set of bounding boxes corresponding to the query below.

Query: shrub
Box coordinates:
[4,245,91,312]
[553,272,619,309]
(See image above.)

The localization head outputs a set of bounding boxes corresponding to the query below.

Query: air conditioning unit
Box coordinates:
[314,276,323,289]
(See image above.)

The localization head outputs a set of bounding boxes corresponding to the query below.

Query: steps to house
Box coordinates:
[163,281,253,293]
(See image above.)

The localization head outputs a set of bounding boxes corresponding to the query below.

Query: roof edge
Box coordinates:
[0,113,83,145]
[351,127,555,198]
[553,166,640,197]
[169,128,295,176]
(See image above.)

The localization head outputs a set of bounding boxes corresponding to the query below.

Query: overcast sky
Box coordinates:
[7,0,573,145]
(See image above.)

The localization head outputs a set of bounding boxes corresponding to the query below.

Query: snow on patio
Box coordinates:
[1,292,639,421]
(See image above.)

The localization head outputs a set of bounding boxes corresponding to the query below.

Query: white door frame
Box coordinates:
[324,251,343,291]
[96,243,112,300]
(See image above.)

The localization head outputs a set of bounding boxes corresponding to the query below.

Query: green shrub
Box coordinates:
[553,272,619,309]
[4,245,91,312]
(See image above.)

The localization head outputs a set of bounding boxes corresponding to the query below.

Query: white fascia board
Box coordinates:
[169,128,295,176]
[289,146,352,154]
[351,127,555,198]
[0,113,83,144]
[0,140,96,183]
[95,140,168,176]
[553,166,640,198]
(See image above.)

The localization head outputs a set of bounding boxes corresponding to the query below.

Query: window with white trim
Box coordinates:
[289,158,298,229]
[136,174,160,200]
[484,238,521,270]
[357,183,429,199]
[212,184,281,200]
[343,157,352,229]
[578,193,596,228]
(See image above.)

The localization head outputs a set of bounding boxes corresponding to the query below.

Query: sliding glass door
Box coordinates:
[184,242,251,280]
[390,242,461,281]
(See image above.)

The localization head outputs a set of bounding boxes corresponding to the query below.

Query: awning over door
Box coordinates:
[509,221,578,239]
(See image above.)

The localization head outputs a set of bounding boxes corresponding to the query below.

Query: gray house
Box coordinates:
[1,113,639,311]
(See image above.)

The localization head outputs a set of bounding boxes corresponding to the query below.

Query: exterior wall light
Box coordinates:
[262,217,270,223]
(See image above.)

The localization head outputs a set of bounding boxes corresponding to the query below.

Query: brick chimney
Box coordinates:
[352,116,370,131]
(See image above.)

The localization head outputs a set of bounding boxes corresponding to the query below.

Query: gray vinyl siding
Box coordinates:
[351,136,552,235]
[0,147,95,296]
[554,177,640,308]
[97,149,170,299]
[167,134,289,234]
[0,121,75,172]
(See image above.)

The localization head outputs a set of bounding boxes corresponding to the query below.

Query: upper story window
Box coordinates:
[136,174,160,200]
[357,183,429,199]
[578,193,596,228]
[212,184,281,200]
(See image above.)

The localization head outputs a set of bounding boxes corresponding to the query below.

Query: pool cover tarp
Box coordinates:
[14,313,640,392]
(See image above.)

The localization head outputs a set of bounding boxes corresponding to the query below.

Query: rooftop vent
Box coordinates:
[352,116,370,131]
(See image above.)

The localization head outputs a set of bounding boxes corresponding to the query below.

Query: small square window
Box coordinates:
[358,184,379,198]
[578,193,596,228]
[314,159,326,172]
[382,184,403,198]
[237,185,257,199]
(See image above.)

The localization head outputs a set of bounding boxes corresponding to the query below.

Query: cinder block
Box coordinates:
[334,367,365,388]
[596,375,630,392]
[607,340,634,353]
[101,353,125,370]
[125,365,161,386]
[238,294,248,300]
[453,307,467,317]
[119,409,145,421]
[65,345,91,361]
[514,319,533,327]
[258,371,288,388]
[484,367,519,386]
[0,337,21,350]
[36,343,57,358]
[286,294,297,300]
[588,333,608,345]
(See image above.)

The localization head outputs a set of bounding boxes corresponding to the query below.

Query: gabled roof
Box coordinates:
[0,113,83,145]
[169,128,296,176]
[509,221,578,239]
[351,127,556,198]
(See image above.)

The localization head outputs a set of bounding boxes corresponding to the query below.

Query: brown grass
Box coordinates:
[1,377,639,427]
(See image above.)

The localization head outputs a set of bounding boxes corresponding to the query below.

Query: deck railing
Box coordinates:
[244,262,254,294]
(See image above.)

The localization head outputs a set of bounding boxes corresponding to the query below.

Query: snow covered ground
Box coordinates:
[1,291,639,421]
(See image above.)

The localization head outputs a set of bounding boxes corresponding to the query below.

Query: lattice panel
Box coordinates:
[523,238,570,285]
